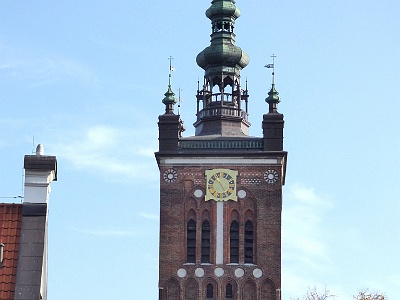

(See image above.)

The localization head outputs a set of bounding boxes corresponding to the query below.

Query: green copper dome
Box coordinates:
[206,0,240,20]
[196,0,249,73]
[196,43,249,70]
[266,84,280,104]
[162,84,177,105]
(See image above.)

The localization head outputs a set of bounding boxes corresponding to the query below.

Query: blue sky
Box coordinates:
[1,0,399,299]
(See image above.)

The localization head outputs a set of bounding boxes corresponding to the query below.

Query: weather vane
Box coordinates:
[264,54,276,84]
[168,56,175,79]
[177,87,183,115]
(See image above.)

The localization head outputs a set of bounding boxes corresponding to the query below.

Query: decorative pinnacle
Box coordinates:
[265,54,280,113]
[162,56,177,113]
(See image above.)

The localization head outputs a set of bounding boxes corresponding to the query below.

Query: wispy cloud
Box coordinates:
[73,228,140,237]
[51,125,158,182]
[0,55,98,89]
[282,184,334,297]
[139,212,159,220]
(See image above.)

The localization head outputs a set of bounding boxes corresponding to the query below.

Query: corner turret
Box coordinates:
[263,57,284,151]
[158,60,181,152]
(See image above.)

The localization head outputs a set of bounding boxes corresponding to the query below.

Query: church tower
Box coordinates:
[155,1,287,299]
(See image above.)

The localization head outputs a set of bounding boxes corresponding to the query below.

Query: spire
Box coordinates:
[194,0,251,136]
[265,54,281,113]
[162,56,177,114]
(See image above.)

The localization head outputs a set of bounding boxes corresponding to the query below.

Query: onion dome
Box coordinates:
[265,84,280,113]
[205,0,241,20]
[162,78,177,114]
[194,0,251,136]
[196,44,249,71]
[196,0,249,75]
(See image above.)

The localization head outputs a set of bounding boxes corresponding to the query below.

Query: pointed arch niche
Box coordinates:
[204,278,218,300]
[229,209,240,263]
[184,278,199,300]
[224,279,238,299]
[166,278,180,300]
[261,279,276,300]
[244,209,255,264]
[242,279,256,300]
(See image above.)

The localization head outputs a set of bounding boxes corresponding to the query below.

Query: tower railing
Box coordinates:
[179,138,263,149]
[197,106,248,122]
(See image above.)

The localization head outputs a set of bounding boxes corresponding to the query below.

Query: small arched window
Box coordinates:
[201,220,211,263]
[230,220,239,263]
[187,219,196,263]
[244,220,254,263]
[206,283,214,299]
[226,283,233,298]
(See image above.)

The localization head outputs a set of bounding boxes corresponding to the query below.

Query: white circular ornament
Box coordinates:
[163,169,177,183]
[238,189,247,199]
[214,267,224,277]
[194,189,203,198]
[253,268,263,278]
[195,268,205,277]
[264,169,279,184]
[177,268,187,278]
[234,268,244,278]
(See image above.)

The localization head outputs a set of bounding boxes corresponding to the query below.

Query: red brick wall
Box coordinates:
[159,165,282,300]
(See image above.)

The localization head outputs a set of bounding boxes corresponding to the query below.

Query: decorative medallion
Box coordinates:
[238,189,247,199]
[253,268,263,278]
[214,267,224,277]
[194,189,203,198]
[205,168,238,201]
[177,268,187,278]
[163,169,177,183]
[264,169,279,184]
[195,268,205,277]
[234,268,245,278]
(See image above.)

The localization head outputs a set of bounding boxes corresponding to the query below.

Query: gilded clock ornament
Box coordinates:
[264,169,279,184]
[205,169,238,201]
[163,169,177,183]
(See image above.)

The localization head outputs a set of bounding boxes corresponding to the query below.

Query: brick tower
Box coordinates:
[155,1,287,299]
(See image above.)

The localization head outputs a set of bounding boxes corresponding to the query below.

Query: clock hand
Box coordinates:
[215,177,226,190]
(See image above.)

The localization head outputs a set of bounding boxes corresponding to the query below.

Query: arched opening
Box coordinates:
[201,220,211,263]
[230,220,239,263]
[226,283,233,298]
[206,283,214,299]
[244,220,253,263]
[187,219,196,263]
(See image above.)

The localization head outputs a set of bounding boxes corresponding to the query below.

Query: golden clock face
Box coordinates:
[205,169,238,201]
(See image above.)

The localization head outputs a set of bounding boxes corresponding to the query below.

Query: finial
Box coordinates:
[162,56,177,113]
[264,54,276,85]
[265,54,280,113]
[177,88,183,115]
[36,144,44,156]
[168,56,175,85]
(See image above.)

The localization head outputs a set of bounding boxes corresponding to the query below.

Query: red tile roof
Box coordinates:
[0,204,22,300]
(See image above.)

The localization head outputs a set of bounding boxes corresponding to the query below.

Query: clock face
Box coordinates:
[264,169,279,184]
[163,169,177,183]
[205,169,238,201]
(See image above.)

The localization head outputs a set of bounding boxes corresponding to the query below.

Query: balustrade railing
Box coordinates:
[179,139,263,149]
[197,106,248,122]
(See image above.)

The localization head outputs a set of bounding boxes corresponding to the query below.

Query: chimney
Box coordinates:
[23,144,57,204]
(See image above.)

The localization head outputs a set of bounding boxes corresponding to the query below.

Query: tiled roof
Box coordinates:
[0,204,22,300]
